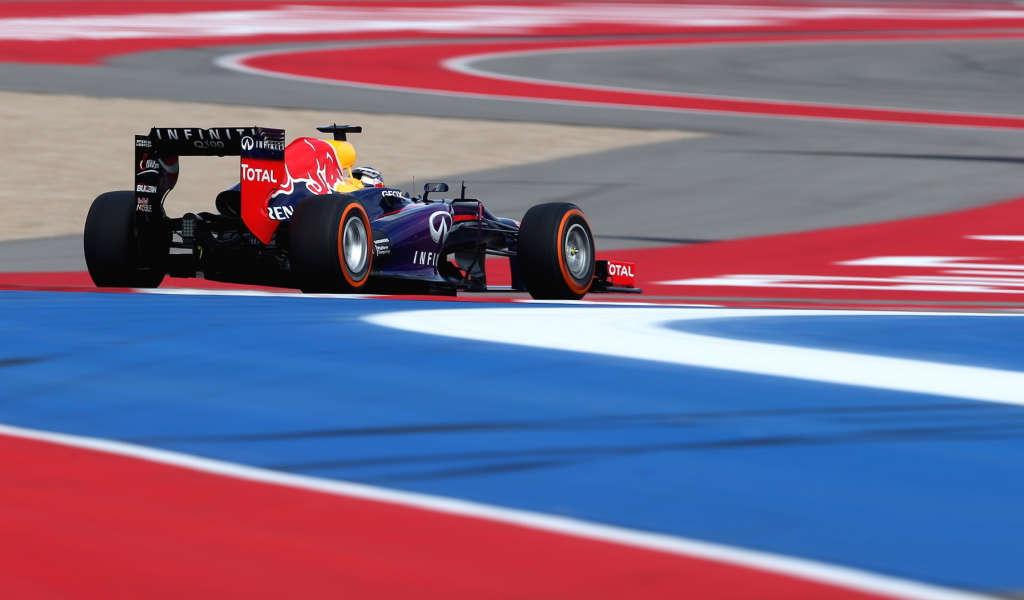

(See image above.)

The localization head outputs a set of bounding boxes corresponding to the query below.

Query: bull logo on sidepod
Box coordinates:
[271,138,346,199]
[429,211,452,244]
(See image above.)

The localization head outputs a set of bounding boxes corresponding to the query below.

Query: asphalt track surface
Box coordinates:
[2,35,1024,265]
[3,2,1024,599]
[473,39,1024,115]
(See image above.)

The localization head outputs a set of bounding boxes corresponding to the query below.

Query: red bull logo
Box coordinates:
[272,138,356,200]
[243,135,358,244]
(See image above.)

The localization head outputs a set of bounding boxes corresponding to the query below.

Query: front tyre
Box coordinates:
[290,194,373,293]
[518,202,595,300]
[84,191,166,288]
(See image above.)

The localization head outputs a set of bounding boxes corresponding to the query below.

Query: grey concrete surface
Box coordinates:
[0,41,802,130]
[1,36,1022,270]
[475,39,1024,116]
[0,235,84,273]
[424,128,1024,248]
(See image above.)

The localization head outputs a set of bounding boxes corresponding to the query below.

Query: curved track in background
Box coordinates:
[221,33,1024,129]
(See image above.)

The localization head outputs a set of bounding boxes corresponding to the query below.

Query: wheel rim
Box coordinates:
[564,223,590,280]
[342,215,368,274]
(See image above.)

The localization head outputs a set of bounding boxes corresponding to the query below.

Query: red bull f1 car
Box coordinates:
[84,125,641,299]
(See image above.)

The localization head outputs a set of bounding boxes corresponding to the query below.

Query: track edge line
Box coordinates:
[0,421,994,600]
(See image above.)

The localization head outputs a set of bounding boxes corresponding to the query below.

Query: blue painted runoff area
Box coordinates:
[2,291,1024,593]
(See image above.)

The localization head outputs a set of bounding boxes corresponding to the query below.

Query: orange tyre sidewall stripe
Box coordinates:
[556,209,592,295]
[337,203,372,288]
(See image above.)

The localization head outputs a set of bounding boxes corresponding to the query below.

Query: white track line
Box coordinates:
[968,236,1024,242]
[0,421,994,600]
[139,288,376,299]
[365,307,1024,405]
[7,5,1024,41]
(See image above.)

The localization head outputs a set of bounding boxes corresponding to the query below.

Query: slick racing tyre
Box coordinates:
[84,191,167,288]
[518,202,595,300]
[290,194,373,293]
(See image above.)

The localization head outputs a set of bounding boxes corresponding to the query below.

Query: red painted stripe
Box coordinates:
[238,34,1024,129]
[0,272,293,293]
[605,195,1024,303]
[377,203,423,218]
[0,432,892,599]
[4,2,1024,65]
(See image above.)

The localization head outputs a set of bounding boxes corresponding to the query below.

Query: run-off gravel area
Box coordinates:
[0,91,700,242]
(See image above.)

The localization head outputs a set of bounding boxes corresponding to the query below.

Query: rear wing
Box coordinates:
[134,127,285,243]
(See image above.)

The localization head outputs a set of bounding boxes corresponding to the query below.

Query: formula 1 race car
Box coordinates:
[84,125,641,299]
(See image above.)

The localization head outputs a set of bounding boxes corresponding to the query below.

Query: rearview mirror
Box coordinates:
[422,182,449,203]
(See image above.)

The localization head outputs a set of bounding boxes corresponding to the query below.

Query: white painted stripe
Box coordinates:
[516,299,721,307]
[657,273,1024,293]
[840,256,1024,270]
[139,288,377,299]
[968,235,1024,242]
[0,421,993,600]
[364,307,1024,404]
[141,289,713,306]
[4,5,1023,41]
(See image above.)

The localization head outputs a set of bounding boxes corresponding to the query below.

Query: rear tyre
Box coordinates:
[518,202,595,300]
[84,191,166,288]
[290,194,373,293]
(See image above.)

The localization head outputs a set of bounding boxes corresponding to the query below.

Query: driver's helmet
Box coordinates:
[352,166,384,188]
